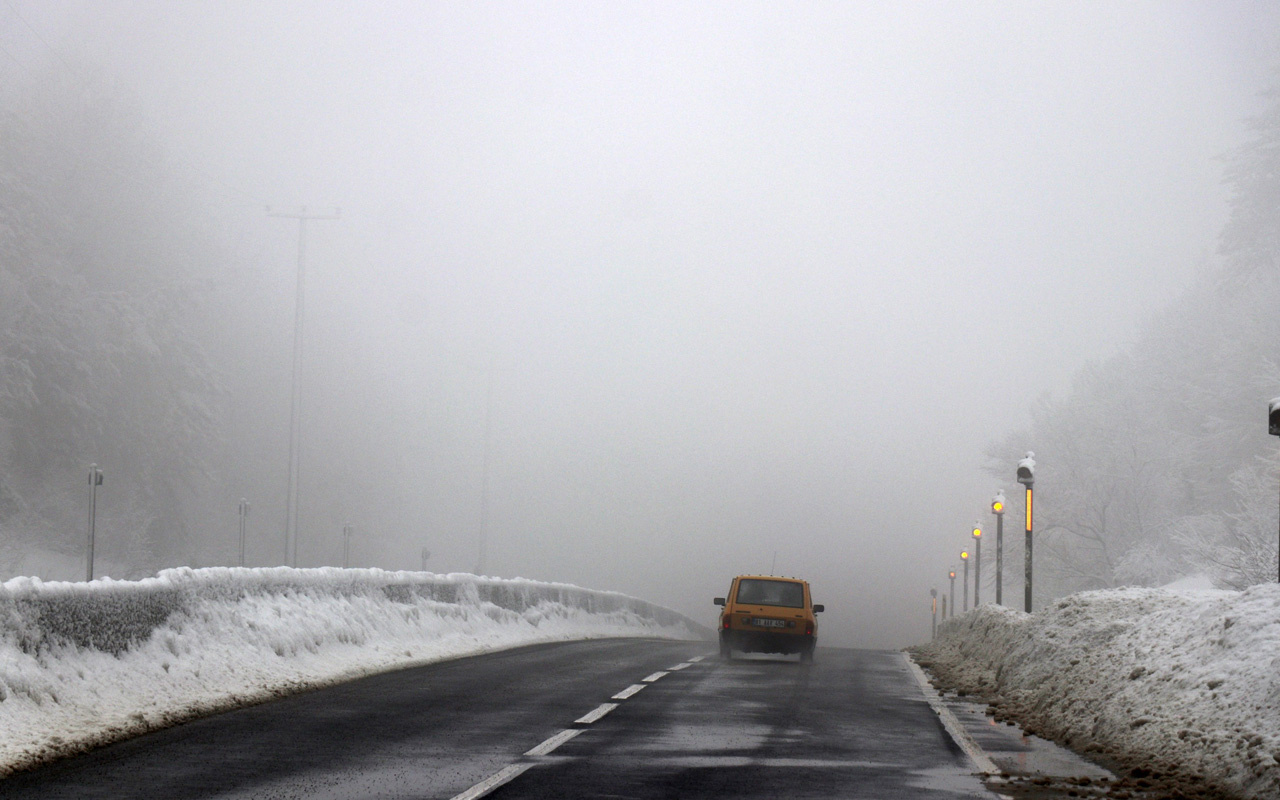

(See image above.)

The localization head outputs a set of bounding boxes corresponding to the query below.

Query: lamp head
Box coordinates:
[1017,452,1036,487]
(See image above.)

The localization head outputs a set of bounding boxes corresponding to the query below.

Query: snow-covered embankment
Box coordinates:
[0,566,708,777]
[909,585,1280,799]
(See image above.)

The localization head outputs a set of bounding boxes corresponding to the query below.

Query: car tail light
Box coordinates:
[723,616,731,630]
[804,622,814,635]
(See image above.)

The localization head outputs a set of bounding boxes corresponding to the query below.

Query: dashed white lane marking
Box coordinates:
[574,702,619,725]
[452,655,704,800]
[448,763,533,800]
[903,653,998,776]
[612,683,647,700]
[524,728,583,757]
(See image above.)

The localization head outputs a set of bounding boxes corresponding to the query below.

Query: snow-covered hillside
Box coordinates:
[910,583,1280,800]
[0,567,707,777]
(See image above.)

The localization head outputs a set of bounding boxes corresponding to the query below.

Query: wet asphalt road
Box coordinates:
[0,640,994,800]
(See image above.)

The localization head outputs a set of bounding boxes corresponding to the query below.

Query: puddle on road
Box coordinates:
[634,721,774,754]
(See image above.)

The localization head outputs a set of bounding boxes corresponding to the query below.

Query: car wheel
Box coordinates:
[800,646,814,663]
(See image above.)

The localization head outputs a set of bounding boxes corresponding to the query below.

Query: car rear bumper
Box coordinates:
[721,629,815,655]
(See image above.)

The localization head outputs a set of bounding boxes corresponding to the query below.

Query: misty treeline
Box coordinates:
[986,87,1280,597]
[0,70,254,577]
[0,67,416,580]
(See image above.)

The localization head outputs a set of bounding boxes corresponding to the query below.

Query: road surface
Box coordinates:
[0,639,999,799]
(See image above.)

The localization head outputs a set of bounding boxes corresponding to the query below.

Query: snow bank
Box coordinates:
[0,566,708,777]
[910,584,1280,800]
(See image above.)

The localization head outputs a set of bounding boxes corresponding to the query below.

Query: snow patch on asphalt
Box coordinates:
[909,583,1280,799]
[0,566,706,777]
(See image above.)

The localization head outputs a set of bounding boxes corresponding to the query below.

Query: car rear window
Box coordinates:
[735,579,804,608]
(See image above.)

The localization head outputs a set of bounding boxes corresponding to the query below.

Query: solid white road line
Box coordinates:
[612,683,647,700]
[687,655,706,663]
[524,728,583,757]
[903,653,999,776]
[448,763,534,800]
[667,662,691,671]
[574,703,619,725]
[641,671,668,682]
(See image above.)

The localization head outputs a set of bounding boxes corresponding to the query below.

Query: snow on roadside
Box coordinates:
[909,584,1280,800]
[0,566,707,778]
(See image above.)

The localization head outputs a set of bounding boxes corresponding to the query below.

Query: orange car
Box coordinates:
[714,575,823,661]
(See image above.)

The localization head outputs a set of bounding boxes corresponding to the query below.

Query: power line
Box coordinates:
[0,39,28,72]
[4,0,76,76]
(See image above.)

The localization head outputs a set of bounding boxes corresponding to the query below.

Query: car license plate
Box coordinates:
[751,618,786,628]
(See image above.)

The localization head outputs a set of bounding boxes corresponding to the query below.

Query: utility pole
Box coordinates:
[268,206,339,568]
[476,372,495,576]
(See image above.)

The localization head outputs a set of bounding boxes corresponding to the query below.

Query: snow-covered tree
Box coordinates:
[985,83,1280,595]
[1172,451,1280,589]
[0,69,223,575]
[1221,82,1280,280]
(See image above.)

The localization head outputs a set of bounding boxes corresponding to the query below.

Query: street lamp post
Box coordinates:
[930,588,938,639]
[948,570,956,619]
[238,498,250,568]
[972,523,982,607]
[1017,452,1036,613]
[992,492,1006,605]
[1269,398,1280,582]
[86,465,104,582]
[420,547,431,572]
[343,523,353,569]
[960,550,970,612]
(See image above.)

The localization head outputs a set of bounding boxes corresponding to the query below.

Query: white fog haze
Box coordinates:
[2,1,1278,649]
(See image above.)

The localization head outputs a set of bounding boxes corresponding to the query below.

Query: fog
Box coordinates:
[3,1,1278,648]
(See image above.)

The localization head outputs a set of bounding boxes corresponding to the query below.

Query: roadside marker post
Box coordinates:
[86,465,104,582]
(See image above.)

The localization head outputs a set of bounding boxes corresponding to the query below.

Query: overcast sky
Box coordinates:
[5,1,1279,647]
